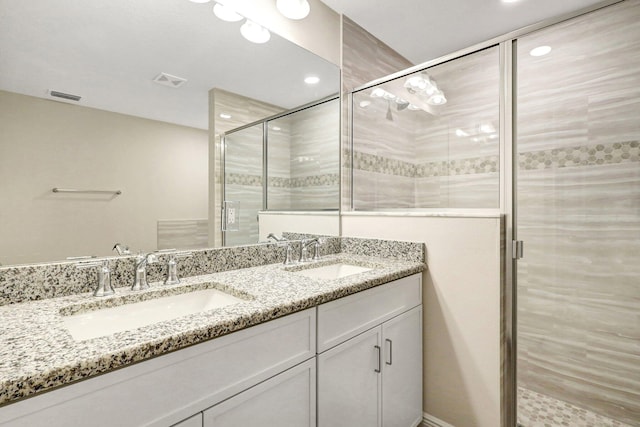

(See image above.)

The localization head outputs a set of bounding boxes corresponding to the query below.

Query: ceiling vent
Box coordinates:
[153,72,187,88]
[48,90,81,102]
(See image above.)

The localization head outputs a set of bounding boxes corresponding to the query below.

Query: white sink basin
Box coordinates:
[291,263,372,280]
[62,289,245,341]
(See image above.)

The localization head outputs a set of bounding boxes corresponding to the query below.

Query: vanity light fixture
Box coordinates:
[219,113,232,119]
[276,0,310,20]
[530,45,552,57]
[213,2,243,22]
[240,19,271,43]
[304,76,320,84]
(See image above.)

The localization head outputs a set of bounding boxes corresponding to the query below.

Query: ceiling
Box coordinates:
[1,0,612,130]
[320,0,609,64]
[0,0,339,130]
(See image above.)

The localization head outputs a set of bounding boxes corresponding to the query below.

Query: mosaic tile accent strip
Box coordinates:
[225,173,262,186]
[353,150,499,178]
[268,174,340,188]
[353,150,416,177]
[519,141,640,171]
[517,387,634,427]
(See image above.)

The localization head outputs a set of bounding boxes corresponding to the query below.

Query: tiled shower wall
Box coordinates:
[269,98,340,211]
[351,46,501,210]
[222,97,340,245]
[516,1,640,425]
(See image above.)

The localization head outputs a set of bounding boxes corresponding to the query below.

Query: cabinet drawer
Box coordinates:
[317,274,421,353]
[0,308,316,427]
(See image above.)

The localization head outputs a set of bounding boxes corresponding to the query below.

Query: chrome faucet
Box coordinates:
[163,252,192,286]
[267,233,286,242]
[299,238,320,263]
[77,259,114,297]
[282,241,296,265]
[112,243,131,255]
[132,252,157,291]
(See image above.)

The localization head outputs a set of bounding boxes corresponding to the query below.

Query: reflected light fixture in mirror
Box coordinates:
[240,19,271,43]
[213,2,243,22]
[276,0,311,20]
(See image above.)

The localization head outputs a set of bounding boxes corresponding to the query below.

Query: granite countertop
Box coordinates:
[0,253,424,406]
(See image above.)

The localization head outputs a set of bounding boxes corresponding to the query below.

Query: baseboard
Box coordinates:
[422,412,455,427]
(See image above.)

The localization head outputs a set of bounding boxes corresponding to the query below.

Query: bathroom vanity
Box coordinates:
[0,238,424,427]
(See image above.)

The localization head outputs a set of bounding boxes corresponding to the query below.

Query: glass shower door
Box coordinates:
[515,1,640,426]
[223,123,264,246]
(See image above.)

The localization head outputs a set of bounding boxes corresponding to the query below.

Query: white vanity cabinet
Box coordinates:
[317,274,423,427]
[0,308,316,427]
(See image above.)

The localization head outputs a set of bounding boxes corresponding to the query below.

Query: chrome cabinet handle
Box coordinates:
[385,339,393,365]
[374,345,381,373]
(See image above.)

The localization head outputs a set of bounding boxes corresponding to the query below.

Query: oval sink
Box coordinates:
[62,289,245,341]
[291,263,372,280]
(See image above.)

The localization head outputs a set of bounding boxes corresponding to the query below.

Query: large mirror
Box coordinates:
[0,0,340,266]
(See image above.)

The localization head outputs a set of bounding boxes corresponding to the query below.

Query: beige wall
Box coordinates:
[0,90,208,265]
[342,214,503,427]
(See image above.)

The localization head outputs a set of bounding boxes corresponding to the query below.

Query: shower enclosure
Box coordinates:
[515,1,640,426]
[222,97,339,246]
[349,1,639,425]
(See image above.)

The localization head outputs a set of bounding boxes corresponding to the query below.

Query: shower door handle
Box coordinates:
[512,240,524,260]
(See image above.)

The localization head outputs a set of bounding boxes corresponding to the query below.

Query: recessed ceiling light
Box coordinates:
[304,76,320,85]
[359,100,371,108]
[219,113,232,119]
[276,0,310,20]
[530,45,552,57]
[272,126,281,131]
[213,3,243,22]
[455,129,469,137]
[240,20,271,44]
[189,0,211,3]
[502,0,520,3]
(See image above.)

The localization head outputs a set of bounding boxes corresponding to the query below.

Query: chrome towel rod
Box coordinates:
[52,188,122,195]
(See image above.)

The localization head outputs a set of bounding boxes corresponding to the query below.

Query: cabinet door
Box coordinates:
[382,306,423,427]
[203,359,315,427]
[317,327,382,427]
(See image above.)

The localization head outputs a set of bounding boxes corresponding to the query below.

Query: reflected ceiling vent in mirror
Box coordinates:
[153,72,187,88]
[48,90,82,102]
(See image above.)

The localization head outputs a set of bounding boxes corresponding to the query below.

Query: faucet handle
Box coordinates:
[76,259,114,297]
[163,251,192,285]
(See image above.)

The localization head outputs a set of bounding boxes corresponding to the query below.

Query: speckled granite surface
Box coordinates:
[0,241,425,406]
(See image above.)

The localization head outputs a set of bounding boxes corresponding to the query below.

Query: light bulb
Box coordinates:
[276,0,310,20]
[240,20,270,44]
[213,2,243,22]
[304,76,320,84]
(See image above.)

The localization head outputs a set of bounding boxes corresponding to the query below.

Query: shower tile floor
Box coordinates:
[517,387,634,427]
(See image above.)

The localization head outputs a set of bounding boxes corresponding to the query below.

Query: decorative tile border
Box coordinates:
[353,150,499,178]
[227,174,339,188]
[519,140,639,170]
[352,140,639,179]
